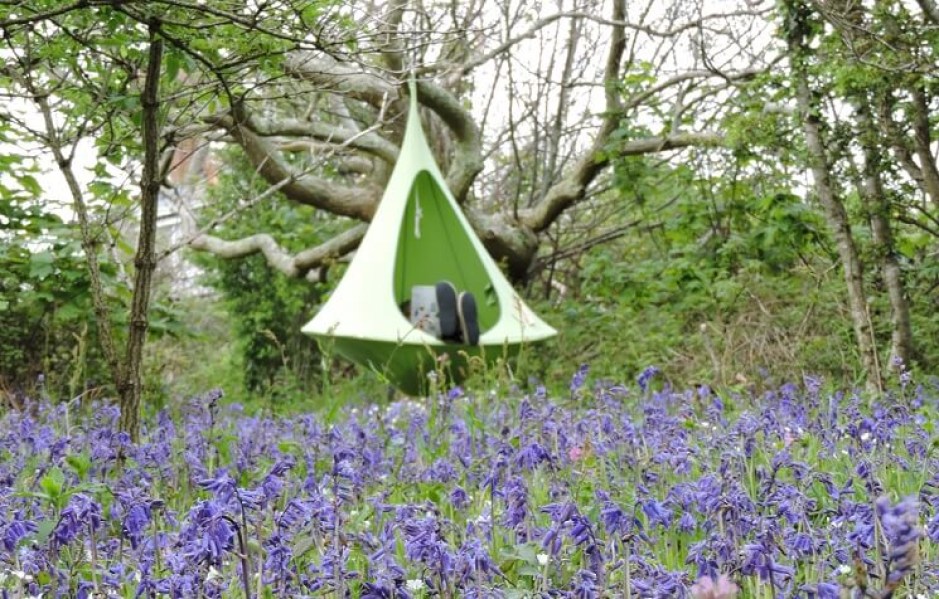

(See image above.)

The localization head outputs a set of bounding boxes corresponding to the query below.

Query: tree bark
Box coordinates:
[915,0,939,25]
[909,84,939,206]
[119,26,163,442]
[784,0,881,390]
[855,99,915,367]
[35,97,125,394]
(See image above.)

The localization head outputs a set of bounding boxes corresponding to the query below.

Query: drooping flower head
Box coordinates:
[875,495,921,587]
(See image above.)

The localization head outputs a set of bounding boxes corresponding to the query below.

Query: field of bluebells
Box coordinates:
[1,365,938,598]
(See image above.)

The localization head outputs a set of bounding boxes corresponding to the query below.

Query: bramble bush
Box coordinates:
[0,364,936,598]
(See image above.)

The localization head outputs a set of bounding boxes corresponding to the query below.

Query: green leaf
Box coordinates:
[39,466,66,501]
[29,251,55,280]
[16,174,42,196]
[65,451,93,481]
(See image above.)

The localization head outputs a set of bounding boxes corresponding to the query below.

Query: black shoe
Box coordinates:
[457,291,480,345]
[435,281,459,340]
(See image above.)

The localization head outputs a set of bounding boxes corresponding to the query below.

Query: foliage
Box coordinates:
[194,150,344,398]
[0,182,110,398]
[212,253,324,395]
[0,190,186,401]
[0,369,935,597]
[529,144,870,388]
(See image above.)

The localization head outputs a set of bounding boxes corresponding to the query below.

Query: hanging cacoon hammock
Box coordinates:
[302,80,556,395]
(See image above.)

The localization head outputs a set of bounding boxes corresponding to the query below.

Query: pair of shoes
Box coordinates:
[435,281,479,345]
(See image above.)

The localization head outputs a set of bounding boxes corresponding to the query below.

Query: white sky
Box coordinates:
[3,0,778,223]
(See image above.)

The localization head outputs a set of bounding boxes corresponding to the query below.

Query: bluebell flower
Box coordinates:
[641,498,673,529]
[502,476,528,530]
[52,493,101,549]
[450,486,471,510]
[456,538,503,584]
[637,366,660,392]
[875,495,921,587]
[571,569,597,599]
[263,533,295,585]
[182,500,234,566]
[516,442,551,471]
[799,582,840,599]
[198,469,237,504]
[3,511,37,552]
[570,364,589,393]
[424,458,457,483]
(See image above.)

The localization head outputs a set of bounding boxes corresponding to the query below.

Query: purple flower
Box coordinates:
[198,469,237,504]
[516,441,552,471]
[502,476,528,530]
[182,500,234,566]
[263,533,295,585]
[800,582,840,599]
[52,493,102,549]
[424,458,457,483]
[3,511,37,552]
[449,486,471,511]
[571,569,598,599]
[875,495,921,586]
[637,366,660,392]
[456,538,502,584]
[570,364,589,393]
[641,498,673,528]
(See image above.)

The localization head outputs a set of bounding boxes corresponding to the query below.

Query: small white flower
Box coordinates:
[537,553,549,566]
[406,579,425,591]
[205,566,223,583]
[11,570,33,582]
[837,564,851,575]
[860,432,871,441]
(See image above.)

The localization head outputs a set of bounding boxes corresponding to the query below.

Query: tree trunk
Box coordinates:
[36,98,125,395]
[784,0,882,390]
[909,84,939,206]
[855,99,916,367]
[119,27,164,442]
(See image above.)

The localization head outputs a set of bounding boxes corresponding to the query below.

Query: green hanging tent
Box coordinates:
[302,80,556,395]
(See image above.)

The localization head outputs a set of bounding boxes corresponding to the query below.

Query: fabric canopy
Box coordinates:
[302,79,556,393]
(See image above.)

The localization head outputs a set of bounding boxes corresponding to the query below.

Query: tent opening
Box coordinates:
[393,170,501,333]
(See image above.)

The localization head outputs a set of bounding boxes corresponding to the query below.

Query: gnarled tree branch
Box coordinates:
[208,112,380,220]
[189,224,366,281]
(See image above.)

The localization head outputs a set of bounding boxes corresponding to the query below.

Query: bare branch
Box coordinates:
[207,112,379,221]
[413,79,483,202]
[284,52,397,106]
[284,52,483,201]
[0,0,92,28]
[189,224,367,281]
[246,114,399,164]
[442,6,775,79]
[520,132,723,231]
[915,0,939,24]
